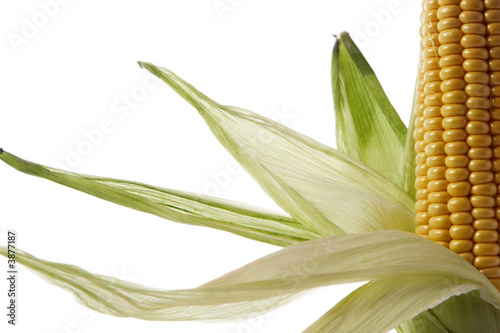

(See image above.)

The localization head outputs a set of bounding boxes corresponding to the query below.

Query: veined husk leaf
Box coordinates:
[399,46,420,202]
[398,291,500,333]
[1,230,498,325]
[0,150,318,247]
[305,279,478,333]
[139,62,415,236]
[397,309,450,333]
[331,32,407,186]
[401,76,417,202]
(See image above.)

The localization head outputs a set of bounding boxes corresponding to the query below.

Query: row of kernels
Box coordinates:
[415,65,429,237]
[460,0,498,267]
[415,0,442,236]
[427,1,464,249]
[484,0,500,281]
[487,0,500,222]
[415,67,429,233]
[443,2,476,262]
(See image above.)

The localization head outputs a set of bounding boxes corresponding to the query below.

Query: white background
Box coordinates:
[0,0,421,332]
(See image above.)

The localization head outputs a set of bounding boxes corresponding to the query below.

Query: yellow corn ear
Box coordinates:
[415,0,500,291]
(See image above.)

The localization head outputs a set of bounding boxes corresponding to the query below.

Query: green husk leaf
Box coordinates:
[401,88,417,202]
[139,62,415,236]
[400,67,419,202]
[1,230,498,323]
[396,309,450,333]
[0,150,318,247]
[305,279,477,333]
[398,291,500,333]
[332,32,407,186]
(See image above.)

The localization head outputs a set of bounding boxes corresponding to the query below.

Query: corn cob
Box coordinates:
[415,0,500,290]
